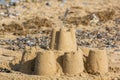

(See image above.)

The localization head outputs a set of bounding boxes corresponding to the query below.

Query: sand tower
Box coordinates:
[86,49,108,74]
[62,49,84,75]
[50,27,77,52]
[34,50,57,76]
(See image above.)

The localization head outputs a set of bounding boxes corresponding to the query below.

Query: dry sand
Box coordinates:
[0,0,120,80]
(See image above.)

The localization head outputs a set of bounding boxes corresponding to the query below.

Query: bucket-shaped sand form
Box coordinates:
[58,28,77,52]
[34,51,57,76]
[86,49,108,74]
[50,27,77,52]
[63,49,84,75]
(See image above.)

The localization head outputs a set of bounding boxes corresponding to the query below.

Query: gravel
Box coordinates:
[76,26,120,49]
[0,26,119,50]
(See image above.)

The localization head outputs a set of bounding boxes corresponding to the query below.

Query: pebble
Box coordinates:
[115,18,120,24]
[0,67,11,73]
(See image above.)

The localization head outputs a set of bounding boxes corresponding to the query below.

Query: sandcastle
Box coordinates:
[34,50,57,76]
[63,49,84,75]
[19,27,108,76]
[86,49,108,74]
[50,27,77,52]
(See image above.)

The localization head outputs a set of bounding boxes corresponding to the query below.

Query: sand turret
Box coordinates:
[34,50,57,76]
[86,49,108,74]
[50,27,77,52]
[63,49,84,75]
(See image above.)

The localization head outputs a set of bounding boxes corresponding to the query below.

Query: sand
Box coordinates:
[0,0,120,80]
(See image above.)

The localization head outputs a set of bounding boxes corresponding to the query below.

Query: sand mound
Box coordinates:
[66,9,115,26]
[2,17,54,35]
[19,46,38,74]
